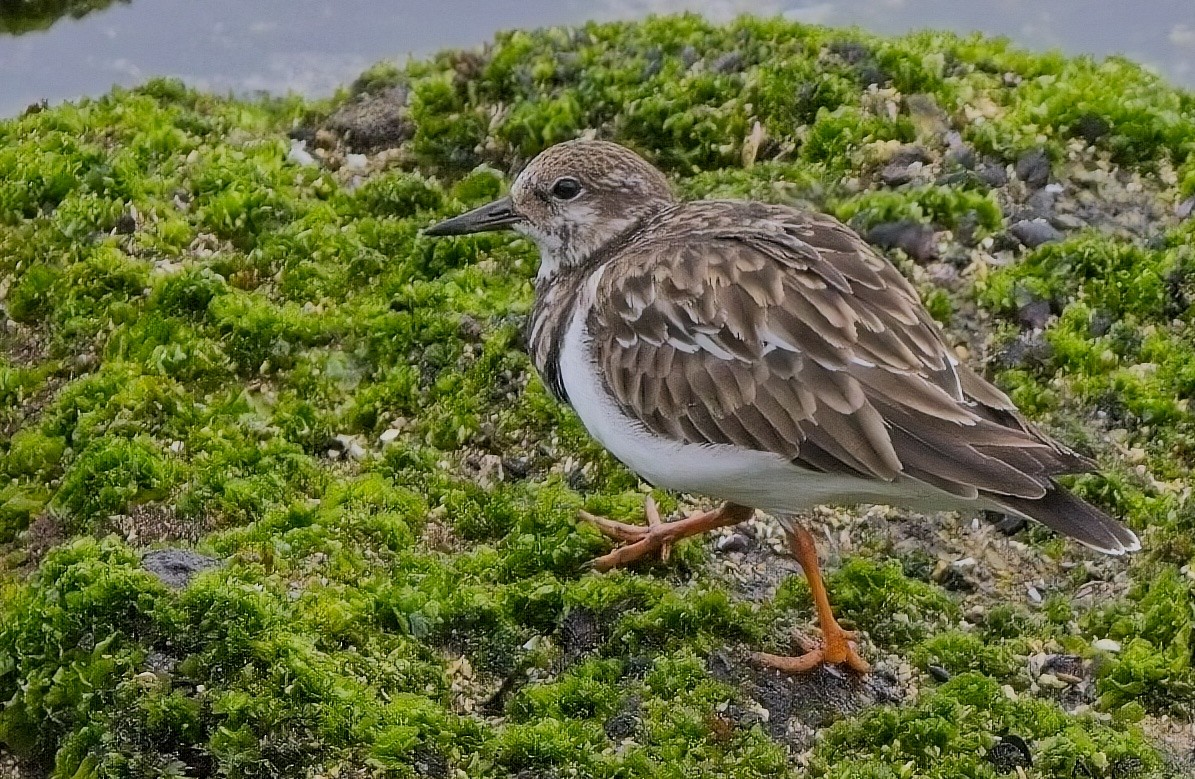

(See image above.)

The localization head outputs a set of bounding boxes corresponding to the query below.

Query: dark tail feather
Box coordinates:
[987,483,1141,555]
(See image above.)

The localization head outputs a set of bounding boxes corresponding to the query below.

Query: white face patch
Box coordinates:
[507,141,675,283]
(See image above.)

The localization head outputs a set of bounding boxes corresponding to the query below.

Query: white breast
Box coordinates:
[556,269,965,516]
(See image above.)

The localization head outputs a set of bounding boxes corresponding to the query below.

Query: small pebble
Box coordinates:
[1016,299,1052,330]
[1093,638,1122,653]
[288,140,317,167]
[978,162,1009,188]
[928,665,952,682]
[334,433,367,461]
[715,533,751,554]
[1015,147,1051,189]
[1010,218,1063,248]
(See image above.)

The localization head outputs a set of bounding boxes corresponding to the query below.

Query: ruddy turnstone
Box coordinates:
[425,139,1140,673]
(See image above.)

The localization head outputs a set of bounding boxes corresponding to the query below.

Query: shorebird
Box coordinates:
[425,139,1140,673]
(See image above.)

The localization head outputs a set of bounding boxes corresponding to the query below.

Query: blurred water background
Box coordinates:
[1,0,1192,117]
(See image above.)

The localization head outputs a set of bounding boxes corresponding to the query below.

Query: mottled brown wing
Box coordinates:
[592,202,1091,500]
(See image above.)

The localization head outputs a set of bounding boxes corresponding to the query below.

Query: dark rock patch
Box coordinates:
[1010,218,1063,248]
[928,665,952,682]
[142,549,220,589]
[986,510,1028,536]
[603,696,642,740]
[707,648,902,747]
[866,220,938,263]
[1015,147,1052,189]
[978,162,1009,188]
[711,51,744,74]
[560,606,604,661]
[987,735,1033,772]
[994,332,1054,372]
[715,532,751,554]
[324,86,414,153]
[411,748,451,779]
[1016,299,1052,330]
[1073,113,1111,144]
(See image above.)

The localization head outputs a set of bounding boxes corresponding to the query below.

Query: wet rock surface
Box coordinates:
[708,649,903,747]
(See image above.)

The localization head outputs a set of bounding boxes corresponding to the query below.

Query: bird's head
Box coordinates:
[425,139,674,281]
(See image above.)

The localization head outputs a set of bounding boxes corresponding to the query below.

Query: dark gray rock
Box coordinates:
[501,456,530,481]
[715,533,751,554]
[1010,218,1063,248]
[711,51,744,74]
[325,86,413,153]
[1043,654,1086,679]
[954,209,986,248]
[566,466,590,492]
[1016,299,1052,330]
[978,162,1009,188]
[457,314,483,342]
[985,509,1028,536]
[1015,147,1051,189]
[995,333,1054,371]
[945,133,978,169]
[603,697,642,740]
[1176,196,1195,221]
[142,549,219,589]
[561,606,603,659]
[987,735,1033,772]
[890,145,932,165]
[1074,113,1111,144]
[1025,186,1059,218]
[928,665,952,682]
[866,220,938,263]
[707,649,903,745]
[1088,310,1115,337]
[880,162,917,187]
[114,211,137,235]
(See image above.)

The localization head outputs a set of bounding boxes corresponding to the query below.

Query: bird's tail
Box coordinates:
[986,483,1140,555]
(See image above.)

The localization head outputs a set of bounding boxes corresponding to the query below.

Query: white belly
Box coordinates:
[556,277,965,516]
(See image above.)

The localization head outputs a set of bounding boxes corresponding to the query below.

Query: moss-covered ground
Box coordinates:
[0,0,126,35]
[1,13,1194,778]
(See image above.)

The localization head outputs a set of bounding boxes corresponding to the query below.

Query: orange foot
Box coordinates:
[578,498,754,571]
[752,628,870,674]
[753,522,870,674]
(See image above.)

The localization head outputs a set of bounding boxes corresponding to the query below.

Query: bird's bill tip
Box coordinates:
[424,196,519,236]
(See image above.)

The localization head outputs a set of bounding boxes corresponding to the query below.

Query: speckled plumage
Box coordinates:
[431,139,1140,556]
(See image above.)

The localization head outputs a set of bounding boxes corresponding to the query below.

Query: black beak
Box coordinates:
[424,196,520,236]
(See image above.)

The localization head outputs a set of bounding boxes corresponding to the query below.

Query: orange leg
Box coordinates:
[579,498,754,571]
[752,523,870,674]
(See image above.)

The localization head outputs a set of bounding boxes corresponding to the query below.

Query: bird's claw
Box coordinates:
[750,627,869,674]
[580,496,674,570]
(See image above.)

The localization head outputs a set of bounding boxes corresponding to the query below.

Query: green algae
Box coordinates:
[0,12,1191,778]
[0,0,124,35]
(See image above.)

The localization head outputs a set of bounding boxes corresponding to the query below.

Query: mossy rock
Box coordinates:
[0,13,1192,778]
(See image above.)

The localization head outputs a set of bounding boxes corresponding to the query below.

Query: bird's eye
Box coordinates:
[550,177,582,200]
